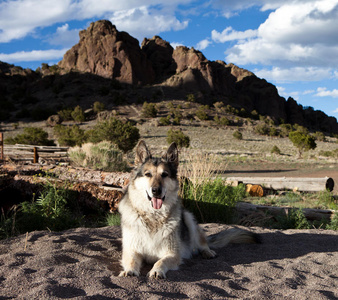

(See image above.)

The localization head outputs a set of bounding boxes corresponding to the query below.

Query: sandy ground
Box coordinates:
[0,224,337,299]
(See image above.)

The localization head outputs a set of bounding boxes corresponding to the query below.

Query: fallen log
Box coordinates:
[226,176,334,192]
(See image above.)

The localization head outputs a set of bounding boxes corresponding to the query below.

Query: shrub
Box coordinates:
[181,178,246,223]
[214,115,230,126]
[186,93,196,102]
[18,180,81,232]
[159,116,171,126]
[233,130,243,140]
[196,105,209,121]
[69,141,129,172]
[313,131,326,142]
[93,101,105,114]
[213,101,225,113]
[271,145,281,155]
[289,131,317,158]
[71,105,85,123]
[54,124,86,147]
[5,127,55,146]
[141,102,157,118]
[88,117,140,153]
[254,123,270,136]
[58,108,73,121]
[167,129,190,148]
[319,149,338,158]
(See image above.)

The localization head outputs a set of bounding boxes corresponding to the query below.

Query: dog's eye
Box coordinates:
[161,172,168,178]
[144,172,152,177]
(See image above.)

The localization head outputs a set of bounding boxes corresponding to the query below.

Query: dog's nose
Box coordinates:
[152,187,162,197]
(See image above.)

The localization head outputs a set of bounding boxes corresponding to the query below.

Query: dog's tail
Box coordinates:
[207,227,260,249]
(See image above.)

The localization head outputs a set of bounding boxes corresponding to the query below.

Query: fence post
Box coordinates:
[0,133,3,161]
[33,147,39,163]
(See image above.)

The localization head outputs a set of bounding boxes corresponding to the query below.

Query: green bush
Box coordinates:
[182,178,246,223]
[319,149,338,158]
[141,102,157,118]
[159,116,171,126]
[274,209,310,230]
[196,105,209,121]
[233,130,243,140]
[313,131,326,142]
[271,145,281,155]
[214,115,230,126]
[69,141,129,172]
[17,180,81,233]
[93,101,105,114]
[254,123,270,136]
[54,124,86,147]
[186,93,196,102]
[57,108,73,121]
[167,129,190,148]
[106,213,121,226]
[71,105,85,123]
[5,127,55,146]
[88,117,140,153]
[289,130,317,158]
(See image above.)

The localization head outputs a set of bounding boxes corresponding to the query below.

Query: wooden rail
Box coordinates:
[3,143,69,163]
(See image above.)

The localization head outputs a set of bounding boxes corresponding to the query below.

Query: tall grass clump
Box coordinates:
[179,151,244,223]
[69,141,130,172]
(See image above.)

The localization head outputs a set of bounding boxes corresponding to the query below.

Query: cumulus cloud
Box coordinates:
[48,24,81,47]
[196,39,211,50]
[211,27,257,43]
[315,87,338,98]
[109,6,188,41]
[0,48,68,62]
[0,0,192,43]
[224,0,338,69]
[254,67,333,83]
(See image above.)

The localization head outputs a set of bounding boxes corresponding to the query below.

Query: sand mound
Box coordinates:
[0,225,337,299]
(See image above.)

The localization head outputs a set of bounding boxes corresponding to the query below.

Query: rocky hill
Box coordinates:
[1,20,338,133]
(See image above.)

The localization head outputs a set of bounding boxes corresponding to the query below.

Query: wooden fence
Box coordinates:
[2,143,69,163]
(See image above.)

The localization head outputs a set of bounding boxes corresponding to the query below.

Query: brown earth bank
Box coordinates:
[0,225,337,299]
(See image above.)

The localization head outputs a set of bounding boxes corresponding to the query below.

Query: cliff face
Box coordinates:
[58,20,154,85]
[1,20,337,133]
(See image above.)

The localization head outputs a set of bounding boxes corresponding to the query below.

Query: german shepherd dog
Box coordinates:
[118,140,258,279]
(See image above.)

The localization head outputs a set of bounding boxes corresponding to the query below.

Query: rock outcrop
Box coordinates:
[58,20,154,85]
[1,20,338,133]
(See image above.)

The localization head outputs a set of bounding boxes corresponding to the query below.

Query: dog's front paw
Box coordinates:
[118,270,140,277]
[201,249,216,259]
[147,268,166,279]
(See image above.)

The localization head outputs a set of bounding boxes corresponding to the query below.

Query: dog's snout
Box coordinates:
[152,186,162,197]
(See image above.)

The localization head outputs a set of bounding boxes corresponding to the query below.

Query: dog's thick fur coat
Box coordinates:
[118,140,258,279]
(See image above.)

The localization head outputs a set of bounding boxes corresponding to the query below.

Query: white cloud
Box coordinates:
[224,1,338,69]
[315,87,338,98]
[333,108,338,113]
[254,67,332,83]
[0,0,192,43]
[196,39,211,50]
[303,90,315,95]
[0,48,68,62]
[109,6,188,41]
[211,27,257,43]
[48,24,81,47]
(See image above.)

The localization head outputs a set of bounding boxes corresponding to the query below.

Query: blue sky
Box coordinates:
[1,0,338,119]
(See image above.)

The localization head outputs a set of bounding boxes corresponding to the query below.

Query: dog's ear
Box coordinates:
[163,142,178,169]
[135,140,151,165]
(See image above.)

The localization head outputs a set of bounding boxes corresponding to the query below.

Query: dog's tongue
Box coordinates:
[151,197,163,209]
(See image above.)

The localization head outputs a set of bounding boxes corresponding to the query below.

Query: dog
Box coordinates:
[118,140,258,279]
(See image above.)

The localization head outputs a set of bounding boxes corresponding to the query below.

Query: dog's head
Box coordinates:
[132,140,179,210]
